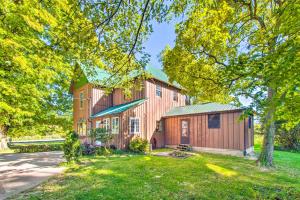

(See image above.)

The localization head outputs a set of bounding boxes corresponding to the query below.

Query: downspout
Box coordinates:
[243,118,247,156]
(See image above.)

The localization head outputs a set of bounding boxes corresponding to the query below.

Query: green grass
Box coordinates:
[0,148,14,154]
[12,138,300,200]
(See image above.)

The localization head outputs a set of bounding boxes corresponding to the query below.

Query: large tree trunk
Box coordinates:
[257,88,276,167]
[0,125,8,150]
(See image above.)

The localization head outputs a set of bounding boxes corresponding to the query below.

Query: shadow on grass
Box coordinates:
[13,152,300,200]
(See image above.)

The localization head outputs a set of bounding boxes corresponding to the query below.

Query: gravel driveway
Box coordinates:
[0,151,64,200]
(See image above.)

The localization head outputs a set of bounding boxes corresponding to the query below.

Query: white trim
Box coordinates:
[129,117,140,134]
[103,118,110,132]
[111,117,119,134]
[156,84,162,97]
[95,120,101,128]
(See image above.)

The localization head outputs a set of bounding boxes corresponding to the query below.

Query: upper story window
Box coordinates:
[185,95,191,105]
[129,117,140,134]
[173,91,178,101]
[208,114,220,129]
[112,117,119,134]
[79,92,84,109]
[156,84,162,97]
[77,121,87,136]
[248,116,252,129]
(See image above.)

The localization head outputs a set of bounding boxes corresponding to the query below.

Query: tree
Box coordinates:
[162,0,299,166]
[0,0,167,148]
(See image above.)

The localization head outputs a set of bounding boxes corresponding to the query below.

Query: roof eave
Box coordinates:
[162,108,246,118]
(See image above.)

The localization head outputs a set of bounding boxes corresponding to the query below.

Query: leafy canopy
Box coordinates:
[163,0,300,127]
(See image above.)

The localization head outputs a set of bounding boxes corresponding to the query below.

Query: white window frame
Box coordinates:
[156,84,162,97]
[103,118,110,132]
[111,117,120,134]
[79,92,84,109]
[129,117,140,134]
[96,120,101,128]
[173,91,178,101]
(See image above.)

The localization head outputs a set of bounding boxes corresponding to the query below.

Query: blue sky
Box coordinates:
[144,20,177,69]
[144,20,252,106]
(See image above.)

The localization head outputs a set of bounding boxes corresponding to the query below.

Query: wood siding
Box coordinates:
[92,87,112,115]
[73,84,92,140]
[91,103,146,149]
[164,111,251,151]
[113,87,144,106]
[145,79,186,147]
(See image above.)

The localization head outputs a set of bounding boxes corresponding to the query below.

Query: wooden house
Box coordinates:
[70,66,254,156]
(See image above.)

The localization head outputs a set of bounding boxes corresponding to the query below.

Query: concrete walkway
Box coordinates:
[0,151,64,200]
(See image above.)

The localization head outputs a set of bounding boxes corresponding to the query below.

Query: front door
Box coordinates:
[181,119,190,144]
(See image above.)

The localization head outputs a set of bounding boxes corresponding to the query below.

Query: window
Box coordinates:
[129,117,140,134]
[156,84,162,97]
[96,120,101,128]
[77,121,87,135]
[156,120,163,132]
[173,91,178,101]
[208,114,220,128]
[112,117,119,134]
[79,92,84,109]
[248,116,252,129]
[103,118,110,132]
[185,95,191,105]
[181,120,189,137]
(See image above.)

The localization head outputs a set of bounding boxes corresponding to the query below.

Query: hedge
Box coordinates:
[8,143,63,153]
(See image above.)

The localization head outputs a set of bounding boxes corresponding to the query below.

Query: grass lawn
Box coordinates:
[12,137,300,200]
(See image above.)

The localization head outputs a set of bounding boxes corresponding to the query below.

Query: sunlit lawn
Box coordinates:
[12,137,300,200]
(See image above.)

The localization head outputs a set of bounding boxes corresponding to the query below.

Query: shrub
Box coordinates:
[129,137,148,153]
[8,143,63,153]
[95,146,111,156]
[81,142,96,155]
[275,124,300,152]
[63,131,81,162]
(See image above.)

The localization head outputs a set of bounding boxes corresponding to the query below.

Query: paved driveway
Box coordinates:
[0,151,64,200]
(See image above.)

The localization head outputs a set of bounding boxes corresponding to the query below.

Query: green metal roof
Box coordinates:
[144,66,181,88]
[91,98,146,118]
[164,103,244,117]
[77,65,181,89]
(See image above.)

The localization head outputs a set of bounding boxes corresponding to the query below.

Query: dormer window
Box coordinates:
[79,92,84,109]
[156,84,162,97]
[173,91,178,101]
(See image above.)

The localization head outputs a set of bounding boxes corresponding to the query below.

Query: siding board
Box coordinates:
[164,111,251,151]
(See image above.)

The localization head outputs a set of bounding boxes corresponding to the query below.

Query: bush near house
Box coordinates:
[129,137,149,153]
[63,131,81,162]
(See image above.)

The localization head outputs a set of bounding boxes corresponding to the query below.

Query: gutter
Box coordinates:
[243,118,247,156]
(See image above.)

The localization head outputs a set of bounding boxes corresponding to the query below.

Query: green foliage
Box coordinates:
[275,124,300,152]
[163,0,300,166]
[163,0,299,123]
[95,146,112,156]
[90,128,113,146]
[129,137,148,153]
[63,131,81,162]
[0,0,168,138]
[8,142,63,153]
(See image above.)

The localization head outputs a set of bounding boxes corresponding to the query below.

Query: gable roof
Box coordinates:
[91,98,146,118]
[163,103,244,117]
[75,65,181,89]
[145,66,181,88]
